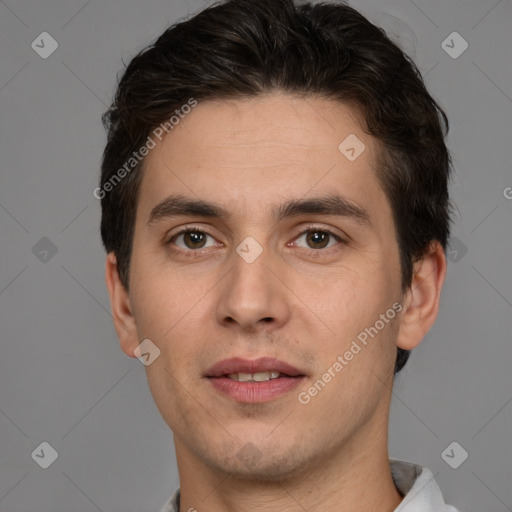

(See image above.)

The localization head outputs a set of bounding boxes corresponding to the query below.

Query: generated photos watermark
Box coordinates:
[298,302,403,405]
[93,98,198,200]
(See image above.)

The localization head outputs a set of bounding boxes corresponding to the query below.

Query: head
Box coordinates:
[101,0,451,481]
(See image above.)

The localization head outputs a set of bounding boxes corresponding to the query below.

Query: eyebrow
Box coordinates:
[146,193,371,227]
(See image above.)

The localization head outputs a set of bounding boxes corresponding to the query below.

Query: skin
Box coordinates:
[105,93,447,512]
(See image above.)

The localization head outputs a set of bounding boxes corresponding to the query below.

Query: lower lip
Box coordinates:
[207,376,305,403]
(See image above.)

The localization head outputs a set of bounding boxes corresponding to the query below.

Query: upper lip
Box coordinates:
[205,357,305,377]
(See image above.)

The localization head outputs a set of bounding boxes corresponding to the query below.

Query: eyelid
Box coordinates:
[166,223,209,237]
[166,224,219,245]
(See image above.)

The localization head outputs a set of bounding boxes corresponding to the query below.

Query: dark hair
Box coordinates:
[99,0,452,374]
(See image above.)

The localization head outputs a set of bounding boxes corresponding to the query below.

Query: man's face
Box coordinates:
[125,94,405,479]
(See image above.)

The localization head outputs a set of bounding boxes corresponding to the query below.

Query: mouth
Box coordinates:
[225,370,285,382]
[205,357,306,403]
[205,356,305,378]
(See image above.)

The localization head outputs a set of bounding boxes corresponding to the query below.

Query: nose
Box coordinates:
[216,245,291,333]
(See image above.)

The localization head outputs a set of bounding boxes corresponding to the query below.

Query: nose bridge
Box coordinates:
[216,237,290,331]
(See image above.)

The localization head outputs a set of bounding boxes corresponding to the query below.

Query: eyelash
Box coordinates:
[165,226,211,258]
[291,225,344,255]
[165,225,345,257]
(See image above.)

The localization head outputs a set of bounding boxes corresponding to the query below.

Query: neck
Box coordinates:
[174,411,403,512]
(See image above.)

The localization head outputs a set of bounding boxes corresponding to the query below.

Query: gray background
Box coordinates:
[0,0,511,511]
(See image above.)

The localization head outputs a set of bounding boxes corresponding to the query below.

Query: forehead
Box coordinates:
[152,93,370,165]
[137,93,390,228]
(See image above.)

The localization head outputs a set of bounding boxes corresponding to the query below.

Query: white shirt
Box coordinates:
[160,459,460,512]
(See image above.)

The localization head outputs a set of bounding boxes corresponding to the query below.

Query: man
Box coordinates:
[99,0,460,510]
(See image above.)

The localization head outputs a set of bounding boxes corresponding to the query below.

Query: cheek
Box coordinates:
[129,278,173,339]
[129,266,216,379]
[311,260,395,338]
[309,274,402,398]
[129,249,204,340]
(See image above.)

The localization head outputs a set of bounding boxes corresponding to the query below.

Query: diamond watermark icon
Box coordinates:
[32,237,58,263]
[441,32,468,59]
[31,442,58,469]
[31,32,59,59]
[446,236,468,263]
[236,236,263,263]
[134,339,161,366]
[338,134,365,161]
[441,441,468,469]
[236,442,263,467]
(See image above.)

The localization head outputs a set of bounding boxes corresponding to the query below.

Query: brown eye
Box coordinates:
[182,231,207,249]
[170,229,216,250]
[295,229,340,250]
[305,230,330,249]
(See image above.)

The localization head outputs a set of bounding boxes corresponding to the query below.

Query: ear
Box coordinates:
[105,252,139,358]
[396,240,447,351]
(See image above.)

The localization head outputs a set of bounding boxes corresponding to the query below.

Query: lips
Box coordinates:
[205,357,306,403]
[205,357,304,378]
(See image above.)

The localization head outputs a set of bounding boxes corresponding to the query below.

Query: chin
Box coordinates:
[199,437,319,483]
[219,455,305,482]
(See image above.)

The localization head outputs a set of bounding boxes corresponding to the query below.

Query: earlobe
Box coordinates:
[104,252,139,358]
[396,241,447,351]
